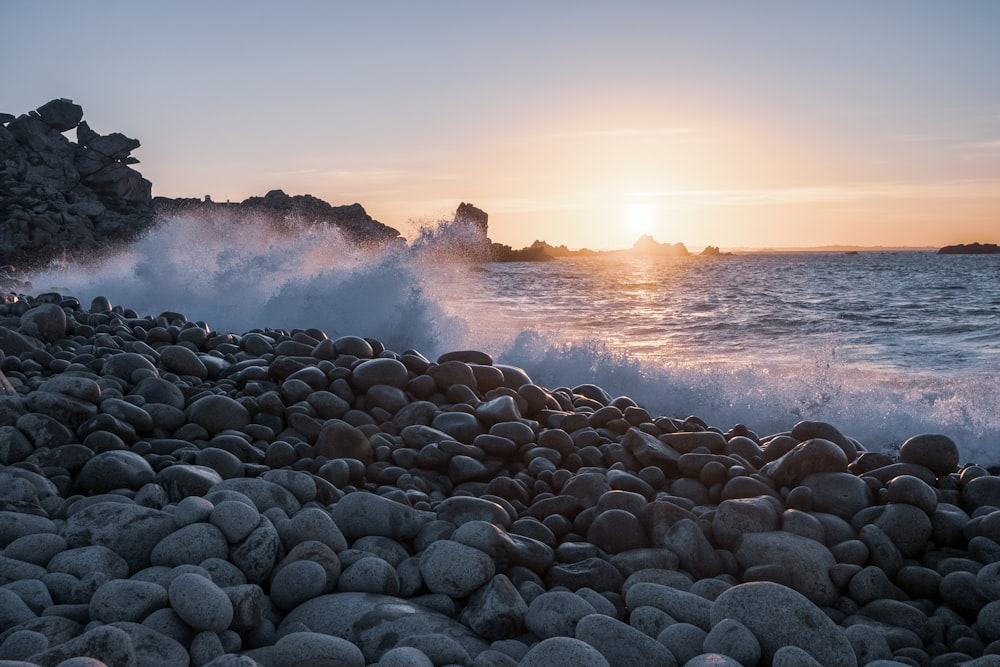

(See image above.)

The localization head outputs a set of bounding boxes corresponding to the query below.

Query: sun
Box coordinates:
[626,203,654,234]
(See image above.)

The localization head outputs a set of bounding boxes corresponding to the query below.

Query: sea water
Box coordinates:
[29,214,1000,465]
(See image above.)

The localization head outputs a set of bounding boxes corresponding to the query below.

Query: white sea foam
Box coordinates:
[27,213,1000,465]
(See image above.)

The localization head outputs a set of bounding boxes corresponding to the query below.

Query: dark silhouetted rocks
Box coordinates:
[154,189,402,247]
[0,98,154,270]
[938,242,1000,255]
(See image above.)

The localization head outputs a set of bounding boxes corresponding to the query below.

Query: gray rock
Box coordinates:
[760,438,849,488]
[577,613,677,667]
[351,358,409,392]
[270,559,329,610]
[459,574,528,640]
[26,625,136,667]
[701,618,761,667]
[525,591,597,639]
[680,656,743,667]
[450,520,553,574]
[377,646,434,667]
[419,539,494,598]
[210,501,261,544]
[329,492,432,540]
[711,497,781,550]
[657,623,706,665]
[156,465,224,503]
[47,546,129,580]
[168,573,233,633]
[211,478,300,516]
[395,634,470,666]
[734,531,839,605]
[771,645,824,667]
[279,592,488,663]
[158,345,207,380]
[0,588,36,633]
[799,472,873,521]
[710,582,857,667]
[519,637,611,667]
[185,395,250,436]
[277,507,347,553]
[19,304,66,344]
[336,556,399,596]
[229,521,282,585]
[0,511,57,548]
[314,420,372,463]
[0,628,48,661]
[268,631,365,667]
[106,621,189,667]
[546,557,625,594]
[88,579,168,624]
[150,522,230,567]
[102,353,158,384]
[898,434,959,476]
[75,451,154,495]
[625,582,712,630]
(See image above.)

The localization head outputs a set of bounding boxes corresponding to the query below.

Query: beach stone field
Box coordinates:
[1,293,999,667]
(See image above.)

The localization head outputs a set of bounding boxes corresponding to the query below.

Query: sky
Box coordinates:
[3,1,1000,251]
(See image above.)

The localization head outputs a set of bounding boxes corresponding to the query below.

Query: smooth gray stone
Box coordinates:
[229,521,282,585]
[0,512,57,549]
[0,588,36,633]
[212,478,301,516]
[576,613,677,667]
[656,623,706,665]
[702,618,761,667]
[107,622,189,667]
[150,522,229,567]
[624,583,712,630]
[210,500,261,544]
[898,433,959,476]
[0,628,48,661]
[733,531,839,606]
[395,634,470,667]
[711,582,858,667]
[329,492,433,540]
[168,573,233,633]
[63,502,177,572]
[271,559,330,610]
[88,579,168,624]
[47,546,129,581]
[336,556,399,596]
[155,465,224,503]
[377,646,434,667]
[418,540,494,598]
[459,574,528,641]
[279,593,488,663]
[519,637,611,667]
[525,591,597,640]
[26,625,135,667]
[185,394,250,436]
[277,506,347,553]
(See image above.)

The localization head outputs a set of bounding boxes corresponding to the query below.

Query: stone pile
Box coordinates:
[0,99,154,270]
[1,292,999,666]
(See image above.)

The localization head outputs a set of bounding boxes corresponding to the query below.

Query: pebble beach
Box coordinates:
[2,292,999,667]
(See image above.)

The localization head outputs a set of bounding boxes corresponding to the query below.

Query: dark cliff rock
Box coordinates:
[938,242,1000,255]
[0,98,154,270]
[0,99,404,273]
[154,189,401,247]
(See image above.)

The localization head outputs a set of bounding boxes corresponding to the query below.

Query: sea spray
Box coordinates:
[24,214,1000,466]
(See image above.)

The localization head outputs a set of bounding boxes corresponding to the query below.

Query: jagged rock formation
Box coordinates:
[0,98,154,270]
[632,234,689,256]
[154,189,402,247]
[938,242,1000,255]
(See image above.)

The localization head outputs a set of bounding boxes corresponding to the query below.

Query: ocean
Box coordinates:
[29,214,1000,466]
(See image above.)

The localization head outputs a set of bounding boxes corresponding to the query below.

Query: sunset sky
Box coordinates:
[4,1,999,250]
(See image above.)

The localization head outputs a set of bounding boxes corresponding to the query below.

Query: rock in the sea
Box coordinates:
[898,433,960,476]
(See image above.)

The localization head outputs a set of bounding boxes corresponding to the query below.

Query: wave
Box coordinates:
[26,211,1000,467]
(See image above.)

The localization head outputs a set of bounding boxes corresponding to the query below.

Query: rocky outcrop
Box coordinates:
[632,234,689,256]
[154,189,401,247]
[938,242,1000,255]
[0,98,154,270]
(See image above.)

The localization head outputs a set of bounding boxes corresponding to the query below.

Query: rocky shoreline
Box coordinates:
[1,292,999,667]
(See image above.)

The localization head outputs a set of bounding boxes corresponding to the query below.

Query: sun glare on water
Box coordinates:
[627,203,654,234]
